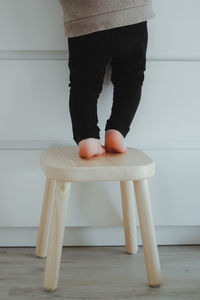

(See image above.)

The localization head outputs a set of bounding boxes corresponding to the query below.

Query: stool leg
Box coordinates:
[43,180,71,291]
[133,179,162,287]
[120,181,138,254]
[36,178,56,258]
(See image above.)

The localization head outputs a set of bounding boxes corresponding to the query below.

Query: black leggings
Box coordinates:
[67,21,148,145]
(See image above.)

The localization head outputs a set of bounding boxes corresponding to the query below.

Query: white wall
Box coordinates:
[0,0,200,246]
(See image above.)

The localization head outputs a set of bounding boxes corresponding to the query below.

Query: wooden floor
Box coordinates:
[0,245,200,299]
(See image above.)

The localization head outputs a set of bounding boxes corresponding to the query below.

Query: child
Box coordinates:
[59,0,155,158]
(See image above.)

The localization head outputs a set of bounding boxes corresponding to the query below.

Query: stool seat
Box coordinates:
[40,146,155,182]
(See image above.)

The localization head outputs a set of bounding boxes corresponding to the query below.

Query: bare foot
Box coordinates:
[78,138,106,159]
[105,129,127,153]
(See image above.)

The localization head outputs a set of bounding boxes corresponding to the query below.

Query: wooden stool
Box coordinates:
[36,146,162,291]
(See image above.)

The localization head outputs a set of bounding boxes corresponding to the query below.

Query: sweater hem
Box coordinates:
[64,5,155,38]
[65,4,153,23]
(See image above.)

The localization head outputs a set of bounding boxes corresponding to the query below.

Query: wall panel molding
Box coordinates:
[0,139,200,150]
[1,50,200,62]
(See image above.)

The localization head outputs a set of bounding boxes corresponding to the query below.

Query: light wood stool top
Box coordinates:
[40,146,155,182]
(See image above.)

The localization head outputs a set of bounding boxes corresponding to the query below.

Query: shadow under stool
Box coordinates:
[35,146,162,291]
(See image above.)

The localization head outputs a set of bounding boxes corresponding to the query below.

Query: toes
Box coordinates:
[105,140,127,153]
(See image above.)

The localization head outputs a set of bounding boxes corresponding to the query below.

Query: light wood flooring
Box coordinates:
[0,245,200,299]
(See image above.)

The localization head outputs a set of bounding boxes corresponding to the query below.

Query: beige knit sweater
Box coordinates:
[59,0,155,38]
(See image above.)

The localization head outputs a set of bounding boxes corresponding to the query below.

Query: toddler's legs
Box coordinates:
[67,21,148,157]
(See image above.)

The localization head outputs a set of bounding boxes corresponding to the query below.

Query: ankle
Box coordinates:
[78,137,100,146]
[105,129,124,139]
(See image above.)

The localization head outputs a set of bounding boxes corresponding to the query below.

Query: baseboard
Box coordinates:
[0,226,200,247]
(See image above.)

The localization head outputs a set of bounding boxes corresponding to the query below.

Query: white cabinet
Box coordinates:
[0,0,200,245]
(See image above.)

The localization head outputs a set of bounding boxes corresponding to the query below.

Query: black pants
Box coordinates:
[67,21,148,145]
